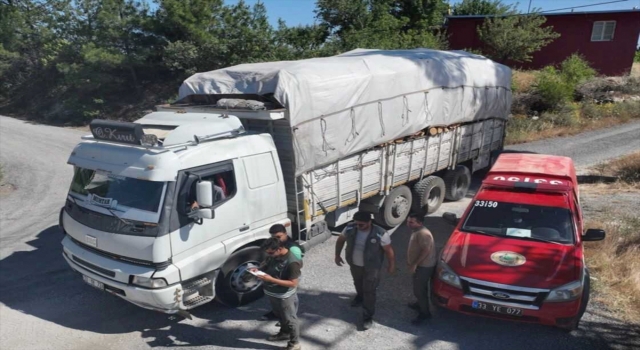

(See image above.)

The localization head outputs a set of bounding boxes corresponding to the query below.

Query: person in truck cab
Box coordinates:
[188,182,226,210]
[260,224,305,322]
[251,237,303,350]
[406,213,437,325]
[334,211,396,330]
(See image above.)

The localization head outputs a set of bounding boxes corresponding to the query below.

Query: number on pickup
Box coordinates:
[471,300,523,316]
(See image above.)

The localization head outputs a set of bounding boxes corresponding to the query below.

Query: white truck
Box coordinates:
[59,48,512,316]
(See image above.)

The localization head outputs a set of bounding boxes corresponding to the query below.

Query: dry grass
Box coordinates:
[506,116,630,145]
[512,70,537,93]
[632,63,640,78]
[591,151,640,187]
[582,152,640,321]
[585,214,640,322]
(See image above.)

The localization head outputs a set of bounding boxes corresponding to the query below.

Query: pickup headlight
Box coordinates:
[437,260,462,289]
[545,280,583,302]
[132,276,168,289]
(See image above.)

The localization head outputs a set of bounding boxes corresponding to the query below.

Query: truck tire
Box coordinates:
[412,176,445,215]
[374,185,412,228]
[215,246,265,307]
[443,165,471,201]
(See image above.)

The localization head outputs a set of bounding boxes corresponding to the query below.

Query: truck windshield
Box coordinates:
[69,167,164,213]
[461,200,575,244]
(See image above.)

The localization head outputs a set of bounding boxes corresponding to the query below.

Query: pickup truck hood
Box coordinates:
[442,231,580,289]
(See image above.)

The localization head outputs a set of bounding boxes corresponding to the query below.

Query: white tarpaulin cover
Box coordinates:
[178,48,512,175]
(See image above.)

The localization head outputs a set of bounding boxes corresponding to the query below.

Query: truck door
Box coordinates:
[170,159,250,259]
[240,151,287,231]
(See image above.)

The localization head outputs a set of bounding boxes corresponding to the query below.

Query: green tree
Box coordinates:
[315,0,448,51]
[451,0,515,16]
[273,20,332,60]
[478,13,560,63]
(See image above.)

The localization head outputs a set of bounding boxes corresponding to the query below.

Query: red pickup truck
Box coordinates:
[433,153,605,331]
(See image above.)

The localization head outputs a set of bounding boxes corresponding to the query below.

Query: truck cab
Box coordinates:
[60,112,293,314]
[433,153,606,331]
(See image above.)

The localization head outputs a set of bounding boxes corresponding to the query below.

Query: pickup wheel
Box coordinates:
[443,165,471,201]
[412,176,445,215]
[215,246,265,307]
[562,270,591,333]
[374,185,412,228]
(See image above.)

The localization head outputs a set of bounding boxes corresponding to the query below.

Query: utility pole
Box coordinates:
[528,0,533,13]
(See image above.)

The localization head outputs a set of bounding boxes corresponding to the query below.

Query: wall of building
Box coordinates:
[447,11,640,76]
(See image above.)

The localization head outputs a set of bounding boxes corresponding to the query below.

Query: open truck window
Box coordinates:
[185,169,236,211]
[461,201,575,244]
[70,167,165,213]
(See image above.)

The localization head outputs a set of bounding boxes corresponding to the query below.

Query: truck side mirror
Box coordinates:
[196,181,214,208]
[443,212,459,226]
[583,228,605,241]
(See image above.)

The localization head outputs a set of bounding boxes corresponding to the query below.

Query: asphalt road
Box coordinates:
[1,116,639,350]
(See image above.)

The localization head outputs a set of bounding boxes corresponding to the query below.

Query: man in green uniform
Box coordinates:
[252,237,303,350]
[334,211,395,330]
[260,224,305,322]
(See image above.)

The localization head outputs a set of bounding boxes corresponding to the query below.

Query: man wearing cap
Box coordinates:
[334,211,396,330]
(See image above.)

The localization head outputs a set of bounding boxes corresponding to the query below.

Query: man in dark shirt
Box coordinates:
[251,237,303,350]
[261,224,305,322]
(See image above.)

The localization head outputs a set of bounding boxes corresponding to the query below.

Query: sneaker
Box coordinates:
[407,302,420,311]
[411,313,432,325]
[350,297,363,307]
[267,332,291,342]
[260,311,278,321]
[284,343,302,350]
[363,318,374,330]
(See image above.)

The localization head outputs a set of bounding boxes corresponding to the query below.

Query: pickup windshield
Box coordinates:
[69,167,164,213]
[461,200,575,244]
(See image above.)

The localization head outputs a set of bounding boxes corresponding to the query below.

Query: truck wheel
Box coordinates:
[374,185,412,228]
[443,165,471,201]
[412,176,445,215]
[215,246,265,307]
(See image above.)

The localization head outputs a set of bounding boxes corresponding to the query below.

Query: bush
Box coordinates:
[612,101,640,121]
[534,66,574,110]
[560,54,596,87]
[635,50,640,63]
[581,102,603,120]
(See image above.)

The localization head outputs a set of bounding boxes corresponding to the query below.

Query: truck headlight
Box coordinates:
[132,276,168,289]
[545,280,583,302]
[437,260,462,289]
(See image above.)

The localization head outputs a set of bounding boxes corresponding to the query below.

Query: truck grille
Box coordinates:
[461,277,550,309]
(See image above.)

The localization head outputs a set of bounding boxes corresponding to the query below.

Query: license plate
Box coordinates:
[83,275,104,290]
[471,300,523,316]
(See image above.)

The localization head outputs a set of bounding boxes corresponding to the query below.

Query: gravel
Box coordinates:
[1,115,639,350]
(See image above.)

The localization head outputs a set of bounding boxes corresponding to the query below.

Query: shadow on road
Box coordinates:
[1,221,639,349]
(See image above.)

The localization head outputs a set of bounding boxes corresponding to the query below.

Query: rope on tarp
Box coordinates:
[378,102,386,137]
[320,118,335,155]
[345,108,359,145]
[402,96,412,127]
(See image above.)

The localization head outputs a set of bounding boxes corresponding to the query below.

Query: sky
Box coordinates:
[224,0,640,27]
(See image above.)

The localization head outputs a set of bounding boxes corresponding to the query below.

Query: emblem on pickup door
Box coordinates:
[490,251,526,267]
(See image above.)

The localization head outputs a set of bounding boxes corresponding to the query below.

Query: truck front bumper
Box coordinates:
[433,279,582,328]
[62,236,184,314]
